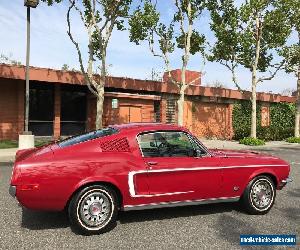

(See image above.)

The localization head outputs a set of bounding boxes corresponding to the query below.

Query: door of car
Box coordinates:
[137,131,222,201]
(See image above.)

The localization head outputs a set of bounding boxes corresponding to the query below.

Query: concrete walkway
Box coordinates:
[0,148,17,163]
[0,140,299,163]
[201,139,300,151]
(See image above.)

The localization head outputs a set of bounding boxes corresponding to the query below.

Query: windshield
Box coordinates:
[58,127,118,148]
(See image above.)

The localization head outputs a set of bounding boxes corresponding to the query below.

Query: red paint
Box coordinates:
[10,123,290,211]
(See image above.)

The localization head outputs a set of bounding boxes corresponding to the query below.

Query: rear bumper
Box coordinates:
[9,185,16,198]
[279,177,293,189]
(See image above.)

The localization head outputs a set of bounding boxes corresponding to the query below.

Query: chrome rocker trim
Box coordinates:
[123,196,240,211]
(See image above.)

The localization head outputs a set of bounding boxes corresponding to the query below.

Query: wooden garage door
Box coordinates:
[119,106,142,123]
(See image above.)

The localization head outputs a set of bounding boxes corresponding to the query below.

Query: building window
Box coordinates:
[61,85,87,136]
[112,98,118,109]
[154,101,161,122]
[29,82,54,136]
[166,99,176,124]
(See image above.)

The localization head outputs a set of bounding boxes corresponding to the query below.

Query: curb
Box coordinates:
[0,162,14,166]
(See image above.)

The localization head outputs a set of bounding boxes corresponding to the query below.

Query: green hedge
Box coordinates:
[239,137,265,146]
[286,137,300,143]
[233,101,295,141]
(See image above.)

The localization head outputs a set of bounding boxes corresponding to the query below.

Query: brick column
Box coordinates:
[53,84,61,139]
[160,98,167,123]
[17,80,25,137]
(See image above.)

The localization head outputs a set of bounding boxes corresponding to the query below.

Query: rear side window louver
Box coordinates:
[100,138,130,152]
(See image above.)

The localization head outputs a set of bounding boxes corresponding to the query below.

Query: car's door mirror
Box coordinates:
[195,149,203,157]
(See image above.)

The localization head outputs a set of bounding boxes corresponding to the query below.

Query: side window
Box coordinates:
[138,133,160,157]
[138,131,200,157]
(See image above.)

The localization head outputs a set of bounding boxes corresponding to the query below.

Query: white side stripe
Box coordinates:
[128,164,286,198]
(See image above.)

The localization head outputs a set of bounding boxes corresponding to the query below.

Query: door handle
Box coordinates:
[147,161,158,166]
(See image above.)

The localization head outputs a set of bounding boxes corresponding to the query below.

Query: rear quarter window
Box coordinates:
[58,127,118,148]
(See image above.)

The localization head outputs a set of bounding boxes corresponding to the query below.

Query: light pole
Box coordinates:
[24,0,39,133]
[19,0,39,149]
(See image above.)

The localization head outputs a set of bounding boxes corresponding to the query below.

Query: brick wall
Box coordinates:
[0,79,24,140]
[163,69,201,85]
[53,84,61,139]
[0,65,294,141]
[190,101,233,139]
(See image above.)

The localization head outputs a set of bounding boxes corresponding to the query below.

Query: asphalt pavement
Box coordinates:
[0,146,299,249]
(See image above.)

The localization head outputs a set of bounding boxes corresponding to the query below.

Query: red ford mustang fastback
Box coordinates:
[9,123,292,234]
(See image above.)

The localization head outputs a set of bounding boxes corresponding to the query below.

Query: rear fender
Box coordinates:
[71,176,123,199]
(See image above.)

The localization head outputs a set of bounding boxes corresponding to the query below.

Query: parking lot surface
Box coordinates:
[0,146,299,249]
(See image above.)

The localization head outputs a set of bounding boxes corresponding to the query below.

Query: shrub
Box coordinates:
[286,137,300,143]
[257,127,294,141]
[239,137,265,146]
[233,101,295,141]
[0,140,18,149]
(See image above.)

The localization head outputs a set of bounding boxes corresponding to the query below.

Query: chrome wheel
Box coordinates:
[77,190,112,229]
[250,179,274,210]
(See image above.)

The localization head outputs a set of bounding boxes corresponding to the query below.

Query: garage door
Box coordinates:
[119,106,142,123]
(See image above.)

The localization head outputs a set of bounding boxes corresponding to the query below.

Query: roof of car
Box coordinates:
[110,123,186,132]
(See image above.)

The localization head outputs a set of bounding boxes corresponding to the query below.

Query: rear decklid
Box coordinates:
[15,143,57,162]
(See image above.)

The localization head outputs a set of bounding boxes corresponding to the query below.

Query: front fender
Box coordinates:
[246,167,279,189]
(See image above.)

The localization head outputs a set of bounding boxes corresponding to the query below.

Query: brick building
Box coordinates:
[0,64,296,140]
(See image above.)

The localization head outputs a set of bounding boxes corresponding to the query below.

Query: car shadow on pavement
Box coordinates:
[21,208,69,230]
[118,202,243,224]
[216,214,266,250]
[287,188,300,198]
[20,203,242,232]
[278,207,300,222]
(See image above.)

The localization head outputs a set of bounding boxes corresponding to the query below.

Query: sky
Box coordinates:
[0,0,297,94]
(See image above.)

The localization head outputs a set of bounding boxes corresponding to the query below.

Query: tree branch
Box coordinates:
[162,49,180,86]
[220,61,244,92]
[69,0,85,24]
[175,0,186,40]
[257,60,285,83]
[67,0,98,96]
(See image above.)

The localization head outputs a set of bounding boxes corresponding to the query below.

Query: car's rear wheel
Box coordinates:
[241,175,276,215]
[68,185,118,235]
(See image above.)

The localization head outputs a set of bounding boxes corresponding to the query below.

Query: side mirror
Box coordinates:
[195,149,203,157]
[150,141,156,147]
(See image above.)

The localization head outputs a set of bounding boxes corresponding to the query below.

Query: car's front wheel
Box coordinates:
[241,175,276,215]
[68,185,118,235]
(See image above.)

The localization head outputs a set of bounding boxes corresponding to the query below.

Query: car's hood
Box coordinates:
[209,149,277,159]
